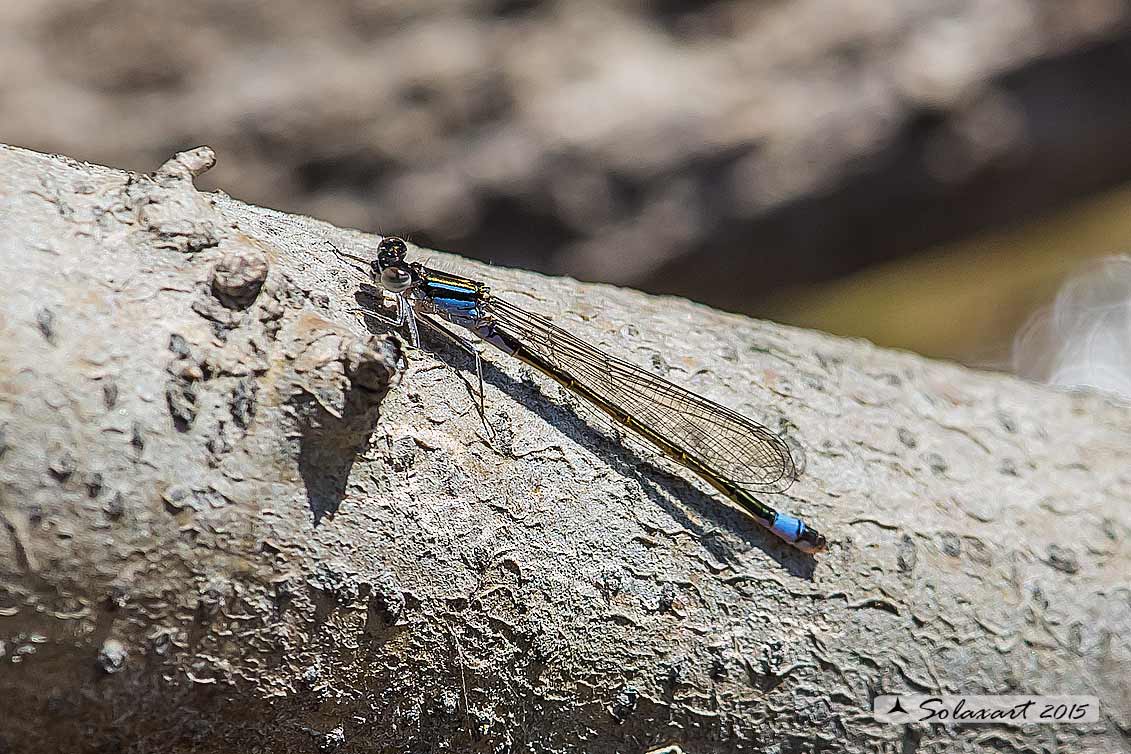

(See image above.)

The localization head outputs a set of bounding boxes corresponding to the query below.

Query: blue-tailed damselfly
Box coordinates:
[332,237,826,553]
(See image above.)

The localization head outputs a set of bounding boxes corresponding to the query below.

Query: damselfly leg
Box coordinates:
[398,295,421,349]
[329,241,417,342]
[329,240,491,436]
[417,314,494,438]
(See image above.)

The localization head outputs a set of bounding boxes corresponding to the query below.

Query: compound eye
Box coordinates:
[376,236,408,268]
[380,265,413,293]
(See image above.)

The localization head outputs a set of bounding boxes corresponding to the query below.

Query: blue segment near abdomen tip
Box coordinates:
[770,512,805,543]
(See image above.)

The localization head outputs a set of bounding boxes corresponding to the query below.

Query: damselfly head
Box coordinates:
[371,237,417,293]
[380,264,414,293]
[376,237,409,270]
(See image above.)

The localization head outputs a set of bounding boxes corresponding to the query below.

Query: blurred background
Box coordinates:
[3,0,1131,394]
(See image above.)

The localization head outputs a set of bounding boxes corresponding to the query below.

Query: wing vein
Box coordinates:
[486,297,797,492]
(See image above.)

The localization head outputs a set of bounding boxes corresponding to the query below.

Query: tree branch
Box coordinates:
[1,144,1128,753]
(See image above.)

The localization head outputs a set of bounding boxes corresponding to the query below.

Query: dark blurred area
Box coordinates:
[5,0,1131,381]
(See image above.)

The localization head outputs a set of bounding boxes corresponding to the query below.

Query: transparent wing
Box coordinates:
[485,297,797,493]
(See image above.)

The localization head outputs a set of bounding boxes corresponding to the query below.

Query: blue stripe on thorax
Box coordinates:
[421,274,486,326]
[425,281,478,299]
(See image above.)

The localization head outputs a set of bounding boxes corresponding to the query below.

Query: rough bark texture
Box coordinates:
[1,144,1129,753]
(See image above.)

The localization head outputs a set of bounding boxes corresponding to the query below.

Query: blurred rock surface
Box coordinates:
[3,0,1130,360]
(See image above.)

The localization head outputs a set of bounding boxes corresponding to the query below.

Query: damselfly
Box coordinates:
[331,237,826,553]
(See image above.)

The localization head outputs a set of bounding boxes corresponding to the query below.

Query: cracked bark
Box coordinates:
[0,144,1129,753]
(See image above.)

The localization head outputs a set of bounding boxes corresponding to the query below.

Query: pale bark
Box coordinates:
[0,144,1129,753]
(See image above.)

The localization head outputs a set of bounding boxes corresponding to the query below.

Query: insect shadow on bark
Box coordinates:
[352,293,816,578]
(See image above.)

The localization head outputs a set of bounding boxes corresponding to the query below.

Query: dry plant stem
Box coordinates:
[0,144,1129,753]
